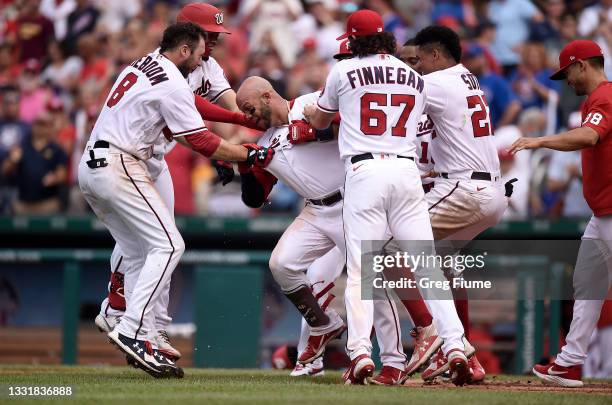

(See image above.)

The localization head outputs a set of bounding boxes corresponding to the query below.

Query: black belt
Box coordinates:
[350,152,414,164]
[440,171,492,181]
[86,140,110,168]
[93,140,109,149]
[307,190,343,207]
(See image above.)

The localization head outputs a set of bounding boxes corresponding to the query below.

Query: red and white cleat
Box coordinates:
[290,358,324,377]
[297,323,346,364]
[343,354,375,385]
[532,362,583,388]
[468,355,485,384]
[447,349,471,386]
[405,324,443,375]
[371,365,408,386]
[421,337,475,382]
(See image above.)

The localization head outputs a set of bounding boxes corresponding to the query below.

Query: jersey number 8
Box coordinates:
[107,73,139,108]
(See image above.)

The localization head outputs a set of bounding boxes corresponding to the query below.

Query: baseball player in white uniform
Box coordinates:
[79,22,273,378]
[235,77,409,384]
[395,26,508,383]
[94,3,254,361]
[305,10,469,386]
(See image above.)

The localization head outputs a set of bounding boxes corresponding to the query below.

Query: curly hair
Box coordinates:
[348,32,397,58]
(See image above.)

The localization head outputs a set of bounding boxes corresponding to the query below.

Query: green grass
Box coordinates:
[0,366,610,405]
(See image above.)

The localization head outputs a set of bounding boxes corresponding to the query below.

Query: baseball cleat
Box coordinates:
[343,354,375,385]
[447,349,471,386]
[298,322,347,365]
[290,358,324,377]
[107,329,183,379]
[95,313,121,333]
[155,330,182,361]
[468,355,486,384]
[405,324,443,375]
[421,337,476,382]
[371,365,408,386]
[532,362,583,388]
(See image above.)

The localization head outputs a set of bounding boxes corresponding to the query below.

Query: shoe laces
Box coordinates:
[144,340,153,355]
[158,330,171,344]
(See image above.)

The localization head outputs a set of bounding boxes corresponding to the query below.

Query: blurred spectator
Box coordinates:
[64,0,100,55]
[18,59,51,123]
[14,0,55,63]
[472,21,502,75]
[487,0,544,74]
[0,89,29,154]
[578,0,612,79]
[41,40,82,95]
[546,112,591,218]
[40,0,76,41]
[431,0,477,29]
[1,111,67,214]
[0,42,19,86]
[529,0,565,45]
[165,144,206,215]
[286,51,328,100]
[303,0,344,63]
[494,108,547,219]
[509,42,560,112]
[77,34,111,99]
[463,44,521,128]
[367,0,408,46]
[94,0,142,34]
[241,0,302,68]
[47,98,76,184]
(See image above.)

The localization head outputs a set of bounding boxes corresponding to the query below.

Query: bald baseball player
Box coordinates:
[235,76,410,384]
[305,10,469,385]
[79,22,273,378]
[94,2,277,362]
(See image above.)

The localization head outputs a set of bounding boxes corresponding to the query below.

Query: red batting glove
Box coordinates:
[287,120,317,144]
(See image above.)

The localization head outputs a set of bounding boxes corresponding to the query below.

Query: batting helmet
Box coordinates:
[177,3,231,34]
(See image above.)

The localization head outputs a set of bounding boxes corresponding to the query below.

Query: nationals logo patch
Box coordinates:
[215,13,224,25]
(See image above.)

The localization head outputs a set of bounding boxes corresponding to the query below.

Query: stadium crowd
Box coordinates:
[0,0,607,218]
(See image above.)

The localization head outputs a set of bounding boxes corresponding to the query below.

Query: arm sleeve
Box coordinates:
[160,87,207,137]
[194,95,261,130]
[582,98,612,140]
[317,65,340,113]
[423,77,447,115]
[206,58,232,103]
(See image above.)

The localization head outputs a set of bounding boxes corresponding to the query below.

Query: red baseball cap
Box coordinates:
[336,9,384,40]
[177,3,231,34]
[550,40,603,80]
[333,39,352,60]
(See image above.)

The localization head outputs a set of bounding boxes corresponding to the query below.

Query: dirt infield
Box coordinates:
[402,376,612,394]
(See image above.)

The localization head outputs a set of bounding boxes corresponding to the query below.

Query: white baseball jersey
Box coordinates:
[188,56,232,103]
[416,114,435,186]
[423,64,500,175]
[147,55,232,177]
[317,54,425,160]
[90,50,206,160]
[257,92,344,200]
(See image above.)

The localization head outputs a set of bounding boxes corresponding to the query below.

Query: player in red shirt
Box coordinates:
[510,40,612,388]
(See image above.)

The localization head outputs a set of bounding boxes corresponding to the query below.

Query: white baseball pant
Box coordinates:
[556,215,612,367]
[79,143,184,339]
[343,155,465,360]
[270,201,406,367]
[100,161,176,336]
